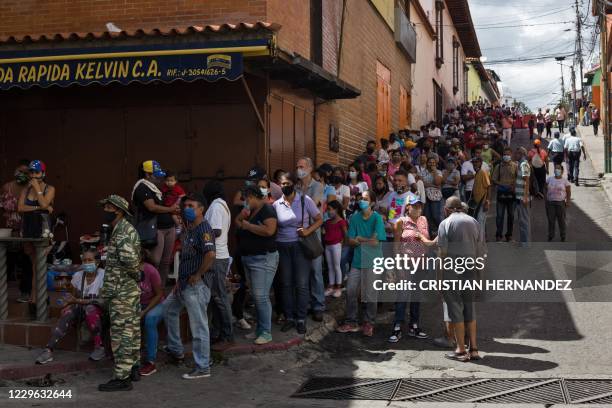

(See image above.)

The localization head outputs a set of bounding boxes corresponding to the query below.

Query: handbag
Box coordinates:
[135,214,158,248]
[425,187,442,202]
[298,194,324,259]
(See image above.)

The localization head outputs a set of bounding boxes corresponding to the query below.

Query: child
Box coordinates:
[323,200,347,298]
[161,172,186,234]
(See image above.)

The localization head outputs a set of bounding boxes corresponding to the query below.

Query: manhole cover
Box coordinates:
[293,377,612,404]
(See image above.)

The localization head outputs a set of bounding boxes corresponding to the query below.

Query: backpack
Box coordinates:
[531,150,544,168]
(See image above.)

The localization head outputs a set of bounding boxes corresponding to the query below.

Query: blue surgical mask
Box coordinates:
[82,263,96,273]
[358,200,370,211]
[183,207,196,223]
[554,169,562,177]
[502,155,511,162]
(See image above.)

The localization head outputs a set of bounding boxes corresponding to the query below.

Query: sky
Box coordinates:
[467,0,599,112]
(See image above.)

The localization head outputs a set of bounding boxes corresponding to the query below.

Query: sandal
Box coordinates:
[445,351,470,362]
[469,348,481,360]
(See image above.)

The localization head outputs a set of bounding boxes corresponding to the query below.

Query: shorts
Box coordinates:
[442,270,476,323]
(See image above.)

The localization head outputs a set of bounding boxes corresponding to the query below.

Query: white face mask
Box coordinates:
[260,188,269,196]
[296,168,308,179]
[349,171,357,179]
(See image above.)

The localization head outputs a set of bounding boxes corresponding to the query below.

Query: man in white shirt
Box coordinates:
[203,180,234,350]
[564,127,587,186]
[461,147,490,203]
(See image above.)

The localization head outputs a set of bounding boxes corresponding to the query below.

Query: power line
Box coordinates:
[484,52,576,65]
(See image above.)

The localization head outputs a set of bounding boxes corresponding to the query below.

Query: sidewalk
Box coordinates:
[576,124,612,204]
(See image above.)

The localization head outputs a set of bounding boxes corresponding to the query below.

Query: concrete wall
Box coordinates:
[467,63,481,103]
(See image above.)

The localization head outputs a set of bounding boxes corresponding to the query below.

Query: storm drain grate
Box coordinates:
[293,378,612,404]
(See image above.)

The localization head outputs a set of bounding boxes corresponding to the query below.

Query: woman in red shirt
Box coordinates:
[323,200,348,298]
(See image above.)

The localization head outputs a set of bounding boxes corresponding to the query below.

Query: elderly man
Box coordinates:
[98,195,141,392]
[564,127,587,186]
[438,197,485,362]
[296,157,326,321]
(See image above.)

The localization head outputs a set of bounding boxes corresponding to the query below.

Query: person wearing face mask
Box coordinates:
[378,139,390,164]
[514,147,531,246]
[358,140,378,164]
[273,172,322,334]
[384,170,412,241]
[441,158,460,200]
[347,163,369,216]
[1,159,31,302]
[18,160,55,304]
[235,185,279,345]
[491,147,518,242]
[322,200,347,298]
[547,132,565,168]
[233,166,283,208]
[421,155,443,238]
[35,249,106,365]
[479,142,499,167]
[372,175,391,213]
[331,168,351,210]
[461,148,491,204]
[388,194,435,343]
[295,157,326,322]
[165,193,216,381]
[132,161,178,291]
[336,190,386,337]
[98,195,142,391]
[545,164,571,242]
[388,150,402,178]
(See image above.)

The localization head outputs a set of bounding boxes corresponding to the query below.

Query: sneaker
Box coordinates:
[296,321,307,335]
[211,340,235,352]
[35,348,53,365]
[281,320,296,332]
[89,346,106,361]
[139,362,157,376]
[254,332,273,345]
[17,293,30,303]
[432,336,455,348]
[332,288,342,298]
[98,378,133,392]
[245,332,258,340]
[388,324,402,343]
[324,286,334,297]
[163,346,185,364]
[336,323,361,333]
[408,325,429,339]
[236,318,252,330]
[362,322,374,337]
[182,368,211,380]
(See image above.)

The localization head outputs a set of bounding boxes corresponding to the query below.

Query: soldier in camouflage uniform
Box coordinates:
[98,195,142,392]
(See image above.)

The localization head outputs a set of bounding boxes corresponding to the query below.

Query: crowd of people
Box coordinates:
[0,100,586,391]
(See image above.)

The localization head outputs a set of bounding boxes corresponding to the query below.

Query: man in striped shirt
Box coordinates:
[164,192,216,380]
[514,147,531,246]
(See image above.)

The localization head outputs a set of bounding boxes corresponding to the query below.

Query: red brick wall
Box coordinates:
[266,0,310,58]
[0,0,267,37]
[322,0,342,75]
[315,0,412,166]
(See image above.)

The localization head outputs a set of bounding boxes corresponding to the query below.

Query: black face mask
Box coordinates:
[103,210,117,225]
[366,147,375,154]
[330,176,342,185]
[281,185,295,197]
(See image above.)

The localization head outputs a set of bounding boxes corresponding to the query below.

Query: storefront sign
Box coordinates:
[0,52,243,90]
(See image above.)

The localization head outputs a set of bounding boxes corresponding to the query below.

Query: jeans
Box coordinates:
[208,258,233,341]
[515,200,530,244]
[394,302,421,326]
[310,251,326,312]
[424,200,442,237]
[242,252,279,335]
[496,194,515,239]
[546,122,552,137]
[502,128,512,145]
[593,118,600,135]
[325,243,343,286]
[345,268,377,324]
[340,245,354,279]
[142,303,164,363]
[277,241,311,321]
[558,119,565,133]
[546,201,567,240]
[165,281,211,370]
[150,227,176,287]
[477,208,487,242]
[568,151,581,182]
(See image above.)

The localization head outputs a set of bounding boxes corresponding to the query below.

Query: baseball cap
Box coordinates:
[99,194,132,216]
[142,160,166,178]
[408,193,424,205]
[246,166,266,181]
[28,160,46,173]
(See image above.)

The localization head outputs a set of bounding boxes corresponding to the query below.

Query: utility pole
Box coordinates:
[575,0,584,99]
[571,64,577,125]
[556,56,566,107]
[601,0,611,173]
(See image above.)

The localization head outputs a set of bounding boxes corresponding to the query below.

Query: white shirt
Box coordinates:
[71,269,105,298]
[335,184,350,201]
[204,198,231,259]
[564,136,583,152]
[461,161,490,191]
[378,148,390,164]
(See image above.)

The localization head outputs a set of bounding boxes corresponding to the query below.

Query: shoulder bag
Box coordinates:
[298,194,324,259]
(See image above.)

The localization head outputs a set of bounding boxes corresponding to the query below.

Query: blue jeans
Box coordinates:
[310,254,326,312]
[340,245,354,279]
[164,281,211,370]
[394,302,421,326]
[242,252,279,335]
[277,241,311,321]
[142,303,164,363]
[208,258,233,341]
[496,194,515,239]
[424,200,442,237]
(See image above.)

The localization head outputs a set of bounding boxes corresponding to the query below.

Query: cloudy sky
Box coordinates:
[468,0,599,111]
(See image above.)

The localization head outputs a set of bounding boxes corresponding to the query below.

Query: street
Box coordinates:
[3,128,611,408]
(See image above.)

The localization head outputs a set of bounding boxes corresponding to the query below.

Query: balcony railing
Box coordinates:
[395,7,416,63]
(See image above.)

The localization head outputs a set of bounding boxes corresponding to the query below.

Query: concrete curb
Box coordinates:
[577,126,612,205]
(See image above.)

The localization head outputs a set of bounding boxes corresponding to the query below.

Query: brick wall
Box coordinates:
[267,0,310,58]
[315,0,412,166]
[0,0,266,37]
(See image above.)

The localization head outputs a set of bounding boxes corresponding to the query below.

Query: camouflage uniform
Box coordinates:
[100,216,141,380]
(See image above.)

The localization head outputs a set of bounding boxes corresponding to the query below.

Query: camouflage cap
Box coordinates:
[99,194,132,216]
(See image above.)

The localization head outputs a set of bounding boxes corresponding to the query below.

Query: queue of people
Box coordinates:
[0,99,585,390]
